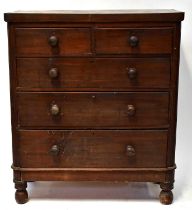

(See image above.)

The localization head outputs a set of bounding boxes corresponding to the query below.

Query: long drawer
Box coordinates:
[95,28,172,54]
[18,130,168,168]
[16,57,170,90]
[17,92,169,128]
[15,28,91,56]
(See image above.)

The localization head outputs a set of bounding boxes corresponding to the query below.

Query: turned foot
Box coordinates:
[15,181,28,204]
[159,182,174,205]
[159,190,173,205]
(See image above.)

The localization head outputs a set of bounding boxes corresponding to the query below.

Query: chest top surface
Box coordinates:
[4,9,184,23]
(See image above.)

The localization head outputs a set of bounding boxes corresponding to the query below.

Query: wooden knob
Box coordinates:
[49,35,58,47]
[127,68,137,79]
[126,145,136,157]
[129,35,139,47]
[49,68,59,79]
[50,104,60,116]
[50,145,59,156]
[127,105,136,116]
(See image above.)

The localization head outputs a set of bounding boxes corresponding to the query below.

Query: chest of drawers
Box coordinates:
[4,10,184,204]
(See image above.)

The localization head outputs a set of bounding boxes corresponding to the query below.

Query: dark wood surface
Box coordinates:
[21,170,167,182]
[15,27,173,56]
[5,10,184,204]
[16,57,170,90]
[18,130,167,168]
[15,28,91,56]
[95,28,172,54]
[4,10,184,23]
[18,92,169,128]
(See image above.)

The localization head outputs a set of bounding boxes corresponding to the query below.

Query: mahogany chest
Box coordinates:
[4,10,184,204]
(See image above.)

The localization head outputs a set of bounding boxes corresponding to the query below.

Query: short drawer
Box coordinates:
[17,92,169,129]
[16,57,170,90]
[95,28,172,54]
[18,130,168,168]
[15,28,91,56]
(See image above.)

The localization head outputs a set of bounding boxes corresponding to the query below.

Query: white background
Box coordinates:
[0,0,191,209]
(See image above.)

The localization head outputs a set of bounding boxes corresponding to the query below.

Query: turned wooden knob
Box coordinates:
[127,68,137,79]
[129,35,139,47]
[126,145,136,157]
[127,104,136,116]
[49,35,58,47]
[50,145,59,156]
[49,68,59,79]
[50,104,60,116]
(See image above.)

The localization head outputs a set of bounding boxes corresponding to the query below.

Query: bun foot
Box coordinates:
[159,190,173,205]
[15,189,28,204]
[15,181,28,204]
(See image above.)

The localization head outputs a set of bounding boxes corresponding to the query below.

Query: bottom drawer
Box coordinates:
[18,130,168,168]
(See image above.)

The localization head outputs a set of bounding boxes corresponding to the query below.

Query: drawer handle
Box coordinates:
[50,104,60,116]
[126,145,136,157]
[49,68,59,79]
[127,104,136,116]
[129,35,139,47]
[127,68,137,80]
[50,145,59,156]
[49,35,59,47]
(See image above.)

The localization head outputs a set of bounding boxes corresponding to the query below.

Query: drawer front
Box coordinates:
[15,28,91,56]
[95,28,172,54]
[18,92,169,128]
[18,130,168,168]
[17,57,170,90]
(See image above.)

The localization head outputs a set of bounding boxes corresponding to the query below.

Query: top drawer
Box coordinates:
[15,28,91,57]
[95,28,172,54]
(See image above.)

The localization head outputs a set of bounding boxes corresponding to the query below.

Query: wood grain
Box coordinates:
[95,28,172,54]
[17,92,169,128]
[4,10,184,23]
[16,57,170,90]
[15,28,91,56]
[18,130,168,168]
